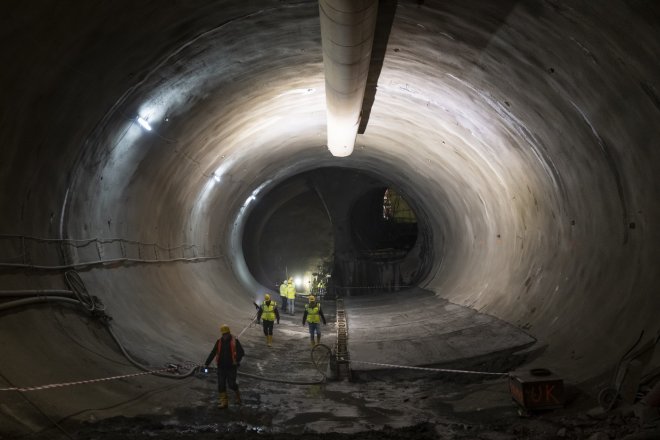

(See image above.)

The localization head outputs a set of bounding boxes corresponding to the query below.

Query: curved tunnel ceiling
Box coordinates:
[2,0,660,430]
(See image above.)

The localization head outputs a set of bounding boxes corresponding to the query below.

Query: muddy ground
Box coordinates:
[12,366,660,440]
[3,298,659,439]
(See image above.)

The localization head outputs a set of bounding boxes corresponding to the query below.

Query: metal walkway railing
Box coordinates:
[334,298,351,380]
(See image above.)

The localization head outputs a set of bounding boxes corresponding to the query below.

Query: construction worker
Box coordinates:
[279,279,288,311]
[286,277,296,315]
[204,324,245,409]
[257,293,280,347]
[302,295,327,346]
[317,279,326,301]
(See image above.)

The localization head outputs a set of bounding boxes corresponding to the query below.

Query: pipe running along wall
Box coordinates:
[1,0,660,420]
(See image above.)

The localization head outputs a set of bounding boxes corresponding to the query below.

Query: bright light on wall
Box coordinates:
[137,116,152,131]
[327,114,358,157]
[295,277,302,287]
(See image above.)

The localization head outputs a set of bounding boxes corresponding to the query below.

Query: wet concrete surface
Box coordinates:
[345,290,537,370]
[5,293,658,439]
[20,369,659,440]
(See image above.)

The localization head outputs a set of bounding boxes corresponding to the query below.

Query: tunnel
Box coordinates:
[1,1,660,439]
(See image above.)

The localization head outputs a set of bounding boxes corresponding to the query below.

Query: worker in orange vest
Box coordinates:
[204,324,245,409]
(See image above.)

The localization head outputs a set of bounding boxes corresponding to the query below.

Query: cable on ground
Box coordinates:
[349,359,509,377]
[0,367,177,393]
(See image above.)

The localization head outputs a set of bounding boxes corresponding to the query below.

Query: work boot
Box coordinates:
[265,335,270,347]
[316,335,321,345]
[218,392,228,409]
[310,339,315,348]
[234,389,242,406]
[267,335,272,347]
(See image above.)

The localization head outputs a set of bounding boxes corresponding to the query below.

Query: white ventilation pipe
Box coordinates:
[319,0,378,157]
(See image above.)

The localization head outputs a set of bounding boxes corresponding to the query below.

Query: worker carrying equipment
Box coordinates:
[204,324,245,409]
[286,278,296,315]
[257,294,280,347]
[279,280,288,310]
[302,296,327,347]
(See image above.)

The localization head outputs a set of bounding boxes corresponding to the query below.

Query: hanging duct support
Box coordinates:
[319,0,378,157]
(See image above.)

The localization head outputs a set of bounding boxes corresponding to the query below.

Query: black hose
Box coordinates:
[0,287,194,380]
[0,290,75,297]
[1,272,325,385]
[0,296,80,312]
[105,325,197,380]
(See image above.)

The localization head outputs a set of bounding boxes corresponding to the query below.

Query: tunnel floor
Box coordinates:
[3,290,657,439]
[344,289,537,371]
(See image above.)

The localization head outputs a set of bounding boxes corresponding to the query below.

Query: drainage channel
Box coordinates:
[334,298,351,380]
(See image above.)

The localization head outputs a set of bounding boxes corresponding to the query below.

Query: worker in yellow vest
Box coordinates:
[279,279,288,311]
[302,296,327,346]
[286,277,296,315]
[257,294,280,347]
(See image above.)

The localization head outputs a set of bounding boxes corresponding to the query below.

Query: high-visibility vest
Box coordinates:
[215,337,237,365]
[305,303,321,323]
[286,283,296,299]
[279,283,287,297]
[261,301,276,321]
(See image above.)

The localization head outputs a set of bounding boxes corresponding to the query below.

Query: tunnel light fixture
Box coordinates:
[136,116,152,131]
[295,277,302,287]
[212,173,221,183]
[327,114,359,157]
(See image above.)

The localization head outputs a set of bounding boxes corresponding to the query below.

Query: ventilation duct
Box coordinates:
[319,0,378,157]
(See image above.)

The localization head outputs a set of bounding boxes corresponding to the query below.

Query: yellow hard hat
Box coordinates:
[308,295,315,302]
[264,293,271,301]
[220,324,230,334]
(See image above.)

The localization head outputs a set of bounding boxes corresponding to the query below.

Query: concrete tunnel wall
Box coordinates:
[1,0,660,413]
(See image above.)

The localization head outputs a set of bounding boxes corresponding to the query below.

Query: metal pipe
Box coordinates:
[319,0,378,157]
[0,290,75,298]
[0,297,80,312]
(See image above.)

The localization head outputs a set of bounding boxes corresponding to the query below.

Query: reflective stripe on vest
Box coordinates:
[306,304,321,323]
[216,337,237,365]
[261,301,276,321]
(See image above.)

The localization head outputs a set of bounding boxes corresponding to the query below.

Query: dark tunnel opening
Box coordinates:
[242,167,433,297]
[345,187,422,294]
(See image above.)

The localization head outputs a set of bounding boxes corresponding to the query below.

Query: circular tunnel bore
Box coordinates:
[2,0,660,438]
[243,167,433,297]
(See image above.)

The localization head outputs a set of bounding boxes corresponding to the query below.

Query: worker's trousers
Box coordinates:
[308,322,321,338]
[217,366,238,393]
[262,320,274,335]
